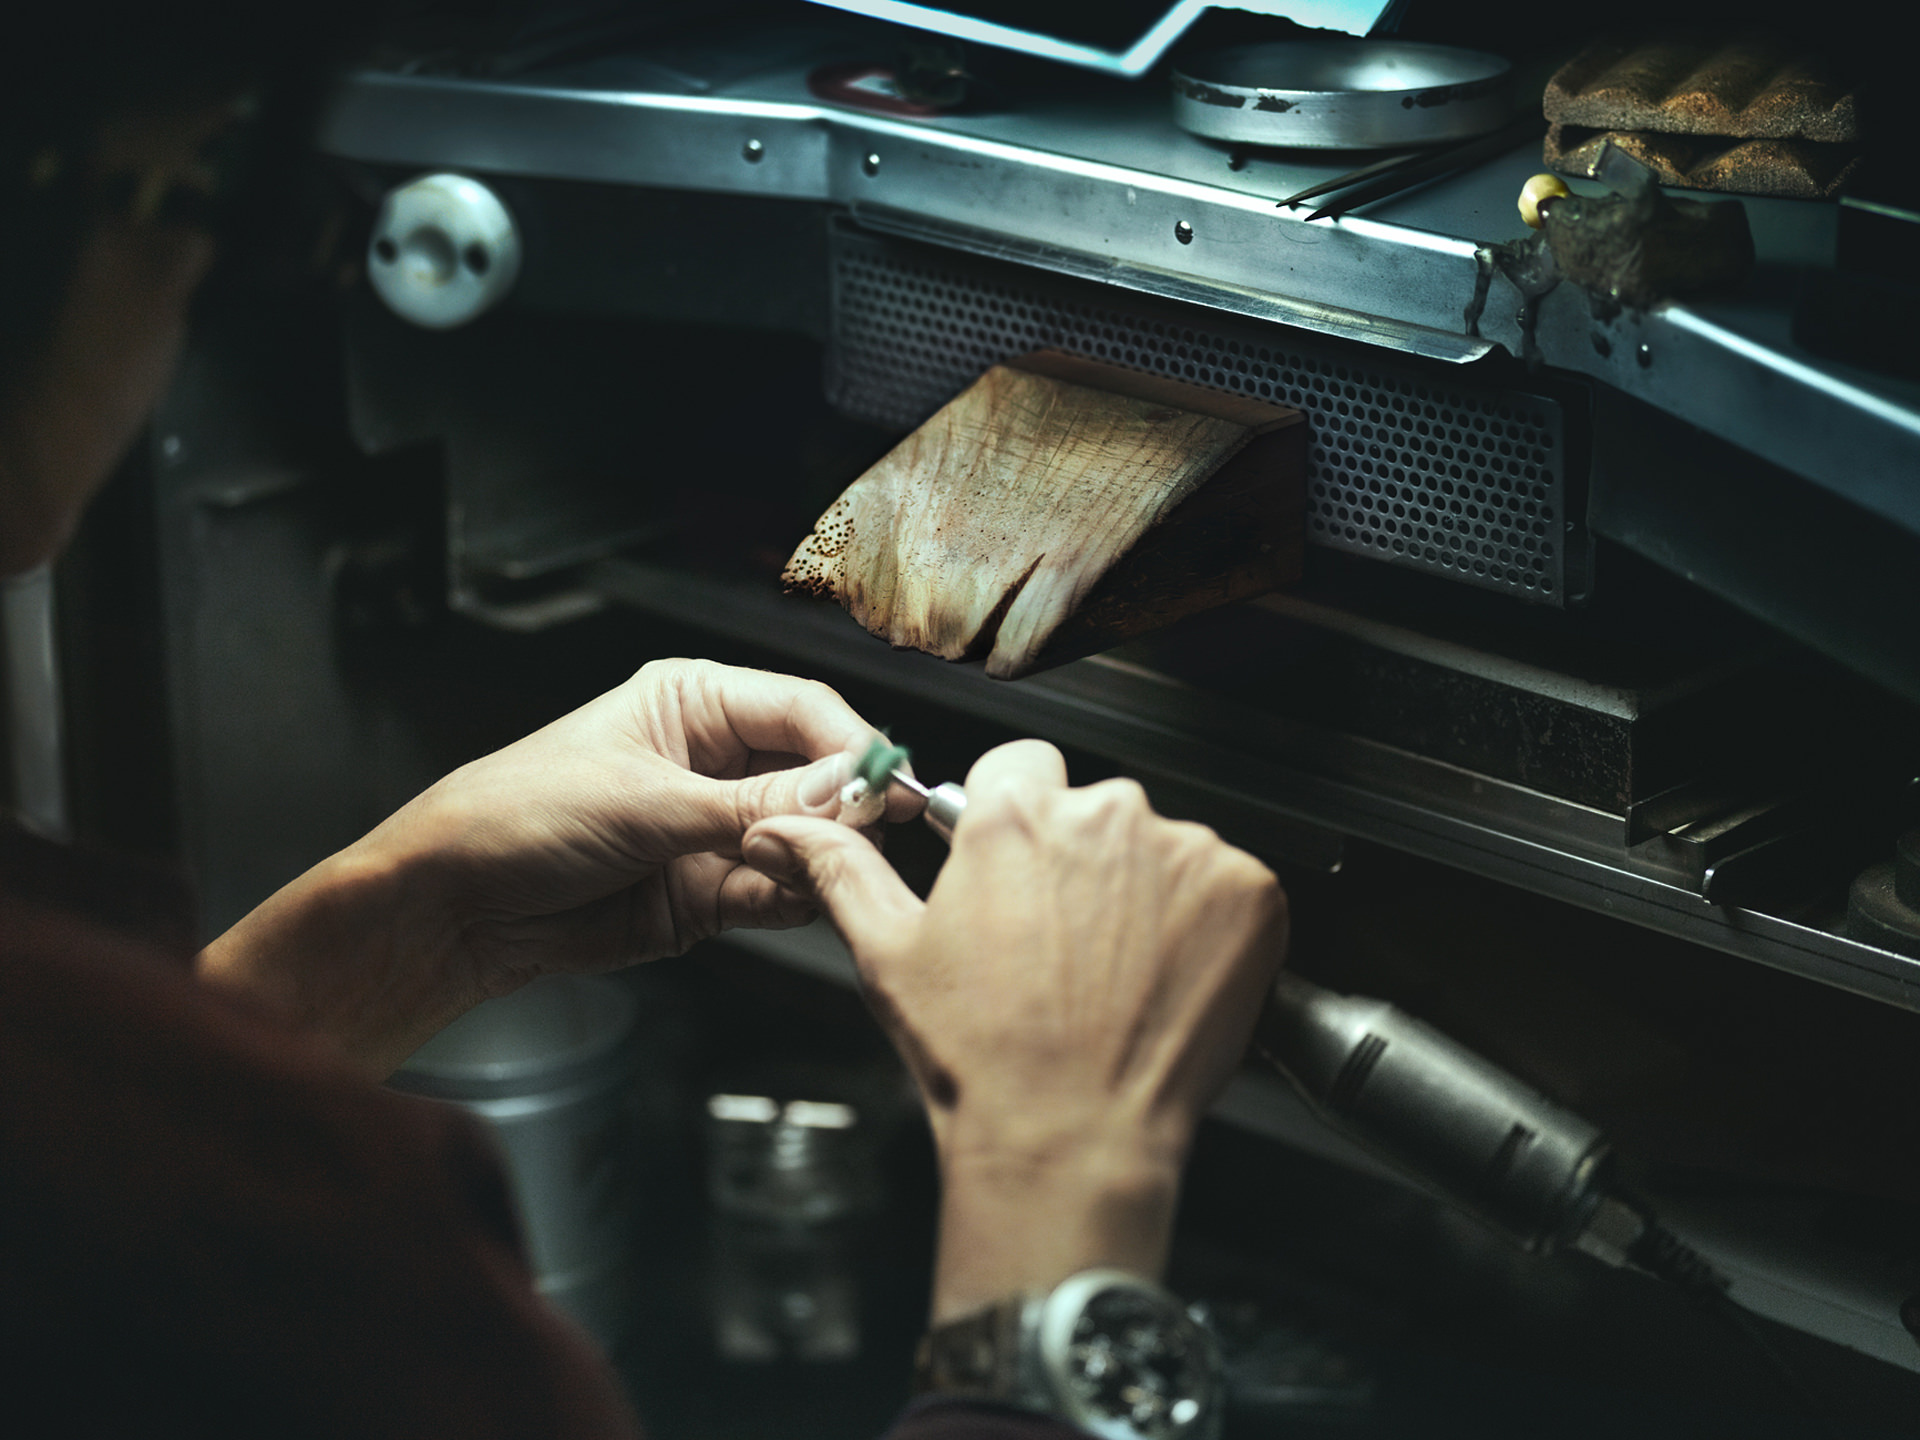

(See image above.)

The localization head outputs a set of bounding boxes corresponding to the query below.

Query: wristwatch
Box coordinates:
[914,1269,1222,1440]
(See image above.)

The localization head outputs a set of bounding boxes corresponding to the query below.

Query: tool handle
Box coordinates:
[921,782,968,842]
[1263,972,1609,1253]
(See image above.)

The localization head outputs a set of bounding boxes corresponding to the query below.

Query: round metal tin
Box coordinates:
[1172,40,1513,150]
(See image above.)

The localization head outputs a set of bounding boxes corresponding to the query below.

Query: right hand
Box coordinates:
[742,739,1287,1318]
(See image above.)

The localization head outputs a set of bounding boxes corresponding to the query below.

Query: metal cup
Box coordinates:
[394,973,641,1348]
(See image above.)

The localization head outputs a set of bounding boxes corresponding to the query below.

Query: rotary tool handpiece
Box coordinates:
[1270,989,1818,1403]
[1263,971,1635,1261]
[885,769,968,842]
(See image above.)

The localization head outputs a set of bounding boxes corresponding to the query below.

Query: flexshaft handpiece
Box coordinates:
[1263,971,1610,1253]
[1260,972,1721,1291]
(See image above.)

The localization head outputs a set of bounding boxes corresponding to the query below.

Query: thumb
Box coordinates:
[671,752,852,856]
[742,814,924,961]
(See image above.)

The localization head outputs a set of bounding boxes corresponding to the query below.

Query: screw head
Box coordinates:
[1175,220,1194,244]
[862,152,881,177]
[742,138,764,163]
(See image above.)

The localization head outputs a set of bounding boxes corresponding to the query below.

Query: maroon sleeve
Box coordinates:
[881,1396,1092,1440]
[0,849,643,1440]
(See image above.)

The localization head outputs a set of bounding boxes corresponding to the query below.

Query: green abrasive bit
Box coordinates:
[853,731,912,791]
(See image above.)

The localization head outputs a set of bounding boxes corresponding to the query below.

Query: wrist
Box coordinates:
[196,813,468,1077]
[931,1133,1185,1324]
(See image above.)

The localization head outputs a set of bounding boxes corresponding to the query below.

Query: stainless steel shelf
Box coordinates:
[322,44,1920,541]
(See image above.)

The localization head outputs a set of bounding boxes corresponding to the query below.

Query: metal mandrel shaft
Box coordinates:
[889,768,968,843]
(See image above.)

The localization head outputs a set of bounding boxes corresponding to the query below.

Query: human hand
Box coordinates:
[390,657,920,978]
[741,740,1287,1319]
[198,659,913,1075]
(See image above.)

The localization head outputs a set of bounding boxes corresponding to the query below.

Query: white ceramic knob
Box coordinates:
[367,173,521,330]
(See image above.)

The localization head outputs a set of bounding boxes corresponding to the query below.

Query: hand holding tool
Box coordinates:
[847,734,1811,1406]
[849,742,1722,1280]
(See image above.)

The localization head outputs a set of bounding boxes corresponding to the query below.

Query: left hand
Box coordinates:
[199,658,910,1075]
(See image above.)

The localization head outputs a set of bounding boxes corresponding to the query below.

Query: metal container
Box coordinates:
[393,973,641,1347]
[1172,41,1513,149]
[704,1089,880,1362]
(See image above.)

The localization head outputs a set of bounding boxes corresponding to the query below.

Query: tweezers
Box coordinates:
[1277,113,1545,222]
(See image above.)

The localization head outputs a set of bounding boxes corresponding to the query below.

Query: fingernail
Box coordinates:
[799,753,851,811]
[743,831,799,883]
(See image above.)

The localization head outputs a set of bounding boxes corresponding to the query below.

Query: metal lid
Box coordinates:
[393,973,637,1100]
[1173,40,1513,150]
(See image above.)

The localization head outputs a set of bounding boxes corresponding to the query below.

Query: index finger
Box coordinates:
[963,738,1070,811]
[668,660,882,770]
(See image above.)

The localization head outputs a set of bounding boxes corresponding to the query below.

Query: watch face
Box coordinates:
[1058,1284,1211,1439]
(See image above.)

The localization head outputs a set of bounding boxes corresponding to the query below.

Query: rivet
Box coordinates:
[862,152,881,177]
[1636,343,1652,368]
[1175,220,1194,244]
[742,138,764,163]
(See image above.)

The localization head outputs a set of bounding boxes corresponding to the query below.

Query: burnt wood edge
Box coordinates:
[1015,420,1309,678]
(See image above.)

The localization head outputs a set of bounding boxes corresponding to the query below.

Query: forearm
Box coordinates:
[930,1132,1184,1323]
[195,813,467,1079]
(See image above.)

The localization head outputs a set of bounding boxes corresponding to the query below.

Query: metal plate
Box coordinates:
[794,0,1399,78]
[1173,41,1513,149]
[827,225,1577,604]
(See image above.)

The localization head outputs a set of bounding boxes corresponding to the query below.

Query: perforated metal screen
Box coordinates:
[827,227,1577,604]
